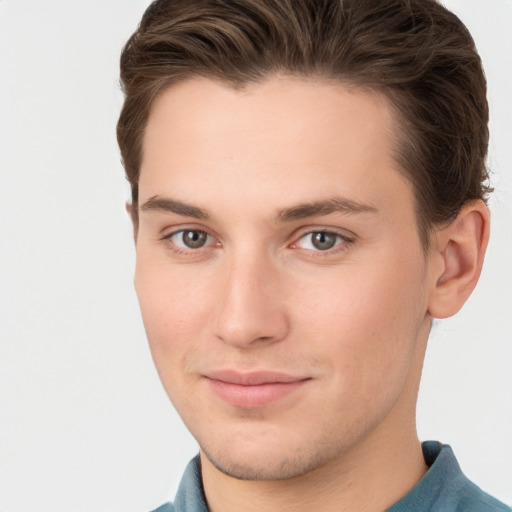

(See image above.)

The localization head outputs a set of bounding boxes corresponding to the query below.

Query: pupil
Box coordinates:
[183,230,207,248]
[312,232,336,250]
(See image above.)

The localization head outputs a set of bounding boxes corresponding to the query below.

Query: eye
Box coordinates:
[295,231,348,251]
[168,229,213,249]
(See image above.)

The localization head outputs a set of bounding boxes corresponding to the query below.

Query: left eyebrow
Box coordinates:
[278,196,379,222]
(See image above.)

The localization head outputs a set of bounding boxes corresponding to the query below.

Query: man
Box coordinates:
[116,0,510,511]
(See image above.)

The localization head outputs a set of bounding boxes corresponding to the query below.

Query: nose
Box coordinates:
[214,252,290,348]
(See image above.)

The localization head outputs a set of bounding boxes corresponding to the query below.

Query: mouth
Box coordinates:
[204,370,311,409]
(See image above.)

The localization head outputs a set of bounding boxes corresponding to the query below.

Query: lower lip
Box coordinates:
[206,379,308,409]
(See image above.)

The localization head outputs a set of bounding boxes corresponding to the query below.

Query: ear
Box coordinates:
[125,201,139,244]
[427,200,490,319]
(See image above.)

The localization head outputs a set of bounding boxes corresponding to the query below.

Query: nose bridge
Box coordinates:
[214,247,289,348]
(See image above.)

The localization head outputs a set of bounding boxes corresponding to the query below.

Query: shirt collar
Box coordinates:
[385,441,465,511]
[170,441,482,512]
[173,455,209,512]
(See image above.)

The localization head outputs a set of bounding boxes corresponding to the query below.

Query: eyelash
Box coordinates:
[291,230,354,257]
[161,229,218,256]
[161,228,354,257]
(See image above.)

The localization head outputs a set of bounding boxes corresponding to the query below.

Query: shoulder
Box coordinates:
[455,480,510,512]
[387,442,510,512]
[150,503,174,512]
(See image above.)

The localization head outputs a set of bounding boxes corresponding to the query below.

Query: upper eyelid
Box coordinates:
[161,225,214,239]
[292,231,350,248]
[299,230,347,239]
[291,226,354,242]
[162,229,219,253]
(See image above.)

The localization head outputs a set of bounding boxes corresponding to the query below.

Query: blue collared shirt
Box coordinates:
[152,441,510,512]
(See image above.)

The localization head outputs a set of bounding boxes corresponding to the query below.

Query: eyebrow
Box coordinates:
[140,196,210,220]
[139,195,378,222]
[278,196,378,221]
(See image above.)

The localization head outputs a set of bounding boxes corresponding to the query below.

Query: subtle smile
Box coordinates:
[204,370,311,409]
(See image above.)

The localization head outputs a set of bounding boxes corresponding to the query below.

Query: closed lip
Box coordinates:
[204,370,311,408]
[204,370,310,385]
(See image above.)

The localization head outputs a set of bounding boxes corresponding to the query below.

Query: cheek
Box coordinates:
[293,253,426,386]
[134,254,213,370]
[134,259,218,420]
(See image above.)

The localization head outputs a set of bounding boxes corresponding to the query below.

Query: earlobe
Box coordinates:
[427,200,490,319]
[125,201,139,244]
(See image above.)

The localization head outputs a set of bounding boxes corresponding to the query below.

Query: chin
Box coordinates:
[196,419,348,482]
[202,444,331,481]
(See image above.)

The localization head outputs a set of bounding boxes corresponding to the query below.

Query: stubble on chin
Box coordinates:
[200,443,330,481]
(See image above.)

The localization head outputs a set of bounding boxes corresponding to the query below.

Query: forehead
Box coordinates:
[139,76,411,219]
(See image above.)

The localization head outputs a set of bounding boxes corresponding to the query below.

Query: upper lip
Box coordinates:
[205,370,309,386]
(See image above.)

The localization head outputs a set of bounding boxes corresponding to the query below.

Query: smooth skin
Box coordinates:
[132,76,489,512]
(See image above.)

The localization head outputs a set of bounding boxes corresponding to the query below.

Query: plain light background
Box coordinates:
[0,1,510,511]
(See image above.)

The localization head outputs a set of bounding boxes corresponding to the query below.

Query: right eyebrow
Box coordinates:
[140,196,211,220]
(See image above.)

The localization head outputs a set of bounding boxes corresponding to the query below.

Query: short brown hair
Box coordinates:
[117,0,490,249]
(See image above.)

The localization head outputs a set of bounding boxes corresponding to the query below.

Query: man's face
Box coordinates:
[135,77,434,480]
